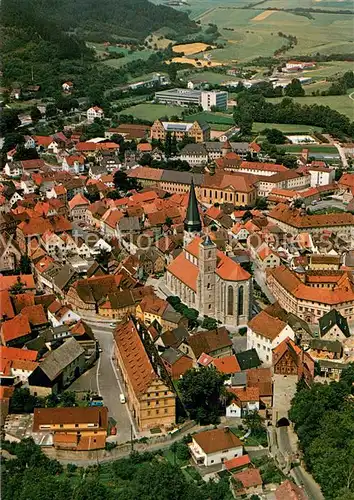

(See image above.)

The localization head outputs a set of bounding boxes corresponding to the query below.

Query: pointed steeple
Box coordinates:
[184,178,202,234]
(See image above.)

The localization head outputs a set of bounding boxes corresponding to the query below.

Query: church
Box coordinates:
[165,181,252,328]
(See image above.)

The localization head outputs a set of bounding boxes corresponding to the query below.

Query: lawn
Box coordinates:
[183,70,231,85]
[209,123,233,131]
[103,48,154,69]
[253,122,323,134]
[265,93,354,119]
[185,111,234,125]
[230,427,268,447]
[120,103,184,121]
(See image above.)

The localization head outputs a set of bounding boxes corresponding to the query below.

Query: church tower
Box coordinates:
[184,179,202,248]
[198,235,217,317]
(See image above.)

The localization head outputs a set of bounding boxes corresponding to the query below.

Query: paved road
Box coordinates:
[292,466,324,500]
[253,263,276,304]
[307,199,347,213]
[276,426,292,455]
[69,320,137,443]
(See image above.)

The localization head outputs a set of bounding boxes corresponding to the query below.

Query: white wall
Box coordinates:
[247,324,295,364]
[190,438,243,466]
[226,402,241,418]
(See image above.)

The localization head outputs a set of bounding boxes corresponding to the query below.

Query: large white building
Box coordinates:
[155,88,228,111]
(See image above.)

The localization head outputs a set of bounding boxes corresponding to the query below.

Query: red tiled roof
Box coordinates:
[275,480,307,500]
[228,386,259,402]
[113,318,157,397]
[137,143,152,152]
[0,290,15,319]
[1,315,31,343]
[69,193,90,210]
[234,468,262,488]
[213,355,240,374]
[0,345,37,362]
[224,454,251,470]
[21,304,47,326]
[248,310,287,340]
[0,275,35,292]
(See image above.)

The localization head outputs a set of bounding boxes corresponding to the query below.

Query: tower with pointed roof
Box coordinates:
[183,179,202,248]
[198,235,217,316]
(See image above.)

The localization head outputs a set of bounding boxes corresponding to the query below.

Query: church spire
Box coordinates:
[184,178,202,234]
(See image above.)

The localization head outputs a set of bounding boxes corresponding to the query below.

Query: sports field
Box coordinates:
[120,103,183,121]
[278,144,338,153]
[265,92,354,119]
[184,70,231,84]
[253,122,323,134]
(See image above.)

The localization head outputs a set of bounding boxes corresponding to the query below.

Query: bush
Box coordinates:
[67,463,78,473]
[105,442,117,451]
[238,327,247,336]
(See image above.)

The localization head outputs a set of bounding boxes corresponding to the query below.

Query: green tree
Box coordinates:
[10,388,40,413]
[45,103,57,118]
[284,78,305,97]
[243,410,265,434]
[30,106,42,123]
[9,276,26,294]
[255,197,267,210]
[19,255,32,274]
[201,316,218,330]
[179,366,227,424]
[165,131,172,158]
[264,128,287,144]
[165,216,173,228]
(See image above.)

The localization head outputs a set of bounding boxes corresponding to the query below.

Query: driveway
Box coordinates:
[69,319,138,443]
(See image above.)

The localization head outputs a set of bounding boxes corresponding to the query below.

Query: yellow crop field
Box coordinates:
[172,42,213,55]
[170,56,223,67]
[251,10,275,21]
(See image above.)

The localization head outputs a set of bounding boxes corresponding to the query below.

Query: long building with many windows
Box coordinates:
[154,88,228,111]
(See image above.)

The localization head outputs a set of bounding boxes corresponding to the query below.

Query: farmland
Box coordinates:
[119,103,183,121]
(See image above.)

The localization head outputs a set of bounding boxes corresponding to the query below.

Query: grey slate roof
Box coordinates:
[39,337,85,381]
[118,216,140,232]
[179,143,208,156]
[230,372,247,387]
[161,304,183,325]
[319,309,350,338]
[235,349,261,371]
[160,347,186,365]
[310,339,343,353]
[160,170,204,186]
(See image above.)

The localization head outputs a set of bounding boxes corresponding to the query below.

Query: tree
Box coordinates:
[293,198,304,208]
[243,410,265,434]
[201,316,218,330]
[113,170,138,191]
[10,388,40,413]
[264,128,286,144]
[0,109,21,136]
[255,197,267,210]
[19,255,32,274]
[165,216,173,228]
[9,276,26,294]
[165,131,172,158]
[45,103,57,118]
[167,63,178,83]
[30,106,42,123]
[179,366,227,424]
[284,78,305,97]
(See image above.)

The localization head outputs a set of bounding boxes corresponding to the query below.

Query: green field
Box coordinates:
[185,111,234,124]
[279,144,339,153]
[191,8,354,63]
[183,70,231,84]
[87,42,154,68]
[120,103,184,121]
[253,122,323,133]
[266,92,354,119]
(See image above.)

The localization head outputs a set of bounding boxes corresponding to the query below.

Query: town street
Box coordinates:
[69,319,137,443]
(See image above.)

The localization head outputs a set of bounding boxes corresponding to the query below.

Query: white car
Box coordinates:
[119,393,126,404]
[110,323,116,327]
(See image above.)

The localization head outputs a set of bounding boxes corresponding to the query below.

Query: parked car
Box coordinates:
[119,393,126,404]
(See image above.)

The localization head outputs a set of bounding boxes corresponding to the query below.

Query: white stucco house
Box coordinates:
[247,309,295,365]
[308,166,335,187]
[87,106,104,123]
[189,427,243,466]
[226,387,260,418]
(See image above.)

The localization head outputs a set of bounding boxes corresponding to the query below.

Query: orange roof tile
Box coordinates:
[248,310,287,340]
[213,355,240,374]
[234,468,262,488]
[193,428,243,454]
[69,193,90,210]
[0,290,15,319]
[275,480,307,500]
[0,275,35,292]
[1,315,31,343]
[167,252,199,291]
[228,386,259,402]
[224,454,251,470]
[0,345,37,361]
[137,142,152,152]
[21,304,47,326]
[113,319,157,397]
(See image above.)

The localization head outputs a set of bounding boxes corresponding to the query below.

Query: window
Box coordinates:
[238,286,244,316]
[164,409,168,414]
[156,409,159,415]
[227,286,234,316]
